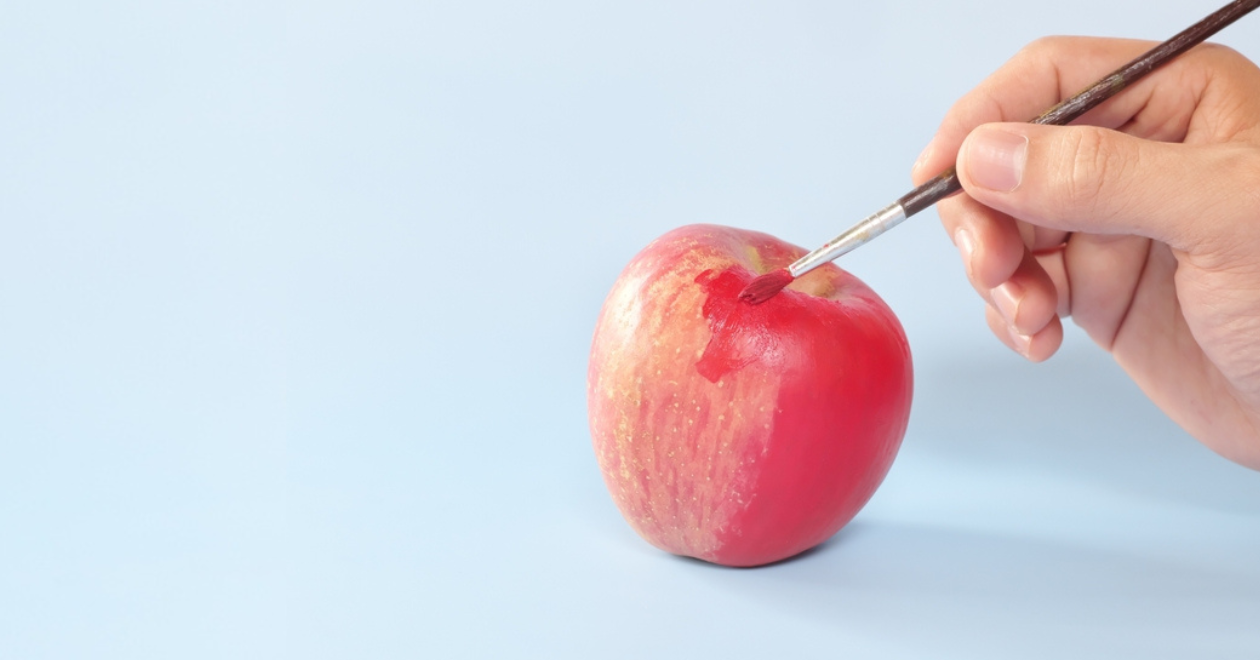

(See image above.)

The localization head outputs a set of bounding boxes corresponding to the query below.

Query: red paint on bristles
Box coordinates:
[738,268,794,305]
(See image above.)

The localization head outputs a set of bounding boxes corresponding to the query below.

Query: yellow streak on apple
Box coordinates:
[591,230,785,559]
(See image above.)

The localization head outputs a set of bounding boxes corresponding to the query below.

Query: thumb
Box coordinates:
[955,122,1245,250]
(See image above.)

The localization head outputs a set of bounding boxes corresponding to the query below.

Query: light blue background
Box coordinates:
[2,1,1258,658]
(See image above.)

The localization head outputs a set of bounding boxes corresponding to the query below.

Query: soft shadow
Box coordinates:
[909,342,1260,514]
[670,522,870,571]
[691,519,1260,655]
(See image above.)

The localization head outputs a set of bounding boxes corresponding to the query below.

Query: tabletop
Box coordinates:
[2,1,1258,658]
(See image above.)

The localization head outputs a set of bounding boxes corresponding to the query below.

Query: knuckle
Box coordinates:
[1230,148,1260,234]
[1239,153,1260,194]
[1017,36,1092,73]
[1056,127,1132,220]
[1009,37,1069,79]
[1237,146,1260,185]
[1023,35,1070,59]
[1200,147,1260,257]
[1193,42,1243,66]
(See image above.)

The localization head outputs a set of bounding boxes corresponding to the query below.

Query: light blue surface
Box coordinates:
[2,1,1258,658]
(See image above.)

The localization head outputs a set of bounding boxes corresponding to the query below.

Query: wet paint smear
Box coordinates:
[694,267,795,383]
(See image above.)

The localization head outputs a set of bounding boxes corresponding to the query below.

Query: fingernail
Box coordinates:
[1009,327,1033,357]
[991,280,1023,328]
[913,142,934,175]
[954,227,975,278]
[965,127,1028,192]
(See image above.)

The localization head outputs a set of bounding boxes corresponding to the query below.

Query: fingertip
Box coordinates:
[985,304,1063,362]
[962,206,1026,290]
[911,138,954,186]
[985,303,1016,351]
[911,141,934,185]
[993,259,1059,337]
[1024,315,1064,363]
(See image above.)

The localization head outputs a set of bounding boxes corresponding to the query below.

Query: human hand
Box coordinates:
[912,37,1260,469]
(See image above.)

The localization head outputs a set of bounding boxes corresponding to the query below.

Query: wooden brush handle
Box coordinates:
[897,0,1260,217]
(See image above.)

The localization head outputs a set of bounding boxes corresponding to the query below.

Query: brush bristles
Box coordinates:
[738,268,793,305]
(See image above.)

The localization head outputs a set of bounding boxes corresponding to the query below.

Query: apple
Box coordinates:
[587,224,912,567]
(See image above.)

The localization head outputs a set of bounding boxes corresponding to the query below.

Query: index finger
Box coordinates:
[911,36,1204,185]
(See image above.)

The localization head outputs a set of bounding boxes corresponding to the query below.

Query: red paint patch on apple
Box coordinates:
[588,225,911,567]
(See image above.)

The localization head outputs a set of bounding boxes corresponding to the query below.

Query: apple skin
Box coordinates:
[587,224,912,567]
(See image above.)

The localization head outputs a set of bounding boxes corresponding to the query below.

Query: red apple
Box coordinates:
[587,224,912,567]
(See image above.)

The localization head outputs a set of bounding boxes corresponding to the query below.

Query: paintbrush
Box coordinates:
[739,0,1260,305]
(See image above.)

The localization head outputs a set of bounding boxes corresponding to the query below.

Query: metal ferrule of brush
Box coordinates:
[787,202,908,278]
